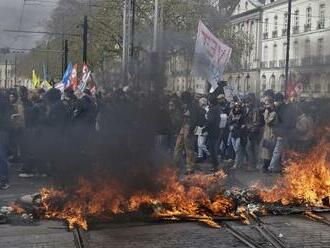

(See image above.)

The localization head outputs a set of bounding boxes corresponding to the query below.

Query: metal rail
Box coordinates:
[224,223,262,248]
[254,225,287,248]
[73,227,90,248]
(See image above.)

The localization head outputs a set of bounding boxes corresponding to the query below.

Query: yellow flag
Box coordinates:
[41,80,52,90]
[32,70,41,89]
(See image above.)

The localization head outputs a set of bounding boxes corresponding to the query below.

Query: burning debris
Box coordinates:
[3,141,330,231]
[255,141,330,207]
[32,169,233,230]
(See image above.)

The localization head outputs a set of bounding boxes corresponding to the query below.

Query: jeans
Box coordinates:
[231,137,242,167]
[197,135,209,158]
[269,137,284,171]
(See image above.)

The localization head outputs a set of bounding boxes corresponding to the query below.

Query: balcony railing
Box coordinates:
[269,60,278,68]
[272,30,278,38]
[304,24,311,32]
[292,26,299,34]
[282,29,287,36]
[301,57,312,66]
[263,33,268,39]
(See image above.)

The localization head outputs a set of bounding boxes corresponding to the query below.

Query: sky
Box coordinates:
[0,0,58,50]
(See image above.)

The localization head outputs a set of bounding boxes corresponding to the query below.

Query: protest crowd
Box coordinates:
[0,76,327,190]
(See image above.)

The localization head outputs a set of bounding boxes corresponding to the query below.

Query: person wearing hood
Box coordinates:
[205,96,221,171]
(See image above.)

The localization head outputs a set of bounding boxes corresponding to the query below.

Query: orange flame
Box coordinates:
[257,141,330,206]
[40,169,233,230]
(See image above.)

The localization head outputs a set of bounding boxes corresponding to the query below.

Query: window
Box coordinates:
[245,74,250,91]
[284,13,288,30]
[293,40,299,59]
[274,15,278,32]
[261,75,267,91]
[317,38,324,57]
[319,4,325,28]
[283,43,287,58]
[306,7,312,27]
[273,44,278,61]
[270,75,276,90]
[305,40,311,57]
[264,18,269,33]
[294,10,299,29]
[236,76,241,91]
[280,75,285,92]
[250,21,254,35]
[264,46,268,61]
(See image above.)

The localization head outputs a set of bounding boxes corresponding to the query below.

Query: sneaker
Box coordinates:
[0,183,10,190]
[19,173,34,178]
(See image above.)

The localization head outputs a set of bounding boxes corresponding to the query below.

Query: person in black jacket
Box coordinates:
[206,97,221,171]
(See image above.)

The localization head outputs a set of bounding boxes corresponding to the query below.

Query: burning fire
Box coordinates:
[39,169,234,230]
[257,141,330,207]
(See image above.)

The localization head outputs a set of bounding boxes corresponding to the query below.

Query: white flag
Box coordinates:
[193,21,232,91]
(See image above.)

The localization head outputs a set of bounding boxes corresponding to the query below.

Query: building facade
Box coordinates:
[0,61,14,88]
[261,0,330,97]
[224,0,264,96]
[225,0,330,98]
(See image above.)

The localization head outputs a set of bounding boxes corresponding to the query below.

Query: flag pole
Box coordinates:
[284,0,292,98]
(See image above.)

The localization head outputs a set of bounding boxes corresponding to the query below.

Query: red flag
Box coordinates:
[70,64,78,90]
[286,72,303,98]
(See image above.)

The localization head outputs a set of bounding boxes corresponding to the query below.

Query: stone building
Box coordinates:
[260,0,330,97]
[224,0,265,96]
[225,0,330,98]
[0,58,14,88]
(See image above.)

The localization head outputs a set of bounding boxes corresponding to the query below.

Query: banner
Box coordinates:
[32,70,40,89]
[193,21,232,92]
